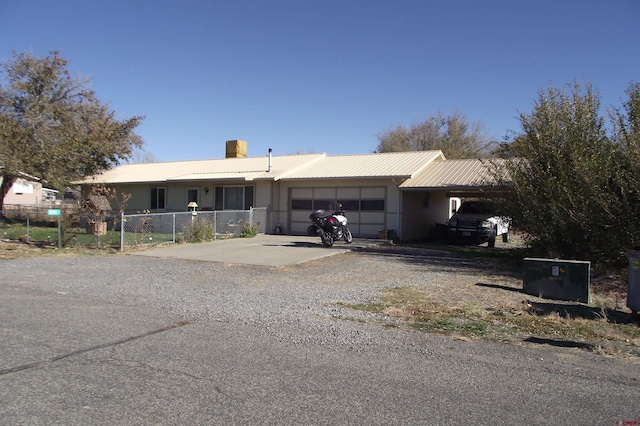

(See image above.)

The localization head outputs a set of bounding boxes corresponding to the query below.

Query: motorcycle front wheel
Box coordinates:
[343,227,353,243]
[320,231,334,248]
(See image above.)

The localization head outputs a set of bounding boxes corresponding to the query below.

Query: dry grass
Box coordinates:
[345,237,640,358]
[345,284,640,357]
[0,240,118,259]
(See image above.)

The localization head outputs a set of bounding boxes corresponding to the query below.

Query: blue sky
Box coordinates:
[2,1,639,162]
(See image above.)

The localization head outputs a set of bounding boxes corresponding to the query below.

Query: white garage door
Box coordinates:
[289,187,386,237]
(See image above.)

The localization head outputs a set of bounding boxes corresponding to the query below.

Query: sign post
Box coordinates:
[47,209,62,250]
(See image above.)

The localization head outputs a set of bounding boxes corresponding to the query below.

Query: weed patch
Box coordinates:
[343,285,640,356]
[180,220,215,243]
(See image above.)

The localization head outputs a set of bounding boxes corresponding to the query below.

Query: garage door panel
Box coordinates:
[291,211,310,222]
[313,188,336,198]
[336,187,359,198]
[289,187,385,237]
[359,224,382,237]
[289,222,309,235]
[344,212,360,223]
[291,188,313,198]
[360,212,385,223]
[361,187,385,198]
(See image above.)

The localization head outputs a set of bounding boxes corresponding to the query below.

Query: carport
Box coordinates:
[398,159,504,240]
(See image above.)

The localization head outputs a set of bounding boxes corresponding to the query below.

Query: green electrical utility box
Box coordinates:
[523,258,591,303]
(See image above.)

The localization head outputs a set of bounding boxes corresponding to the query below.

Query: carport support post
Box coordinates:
[172,213,176,243]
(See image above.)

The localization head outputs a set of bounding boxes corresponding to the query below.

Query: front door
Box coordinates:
[186,188,199,211]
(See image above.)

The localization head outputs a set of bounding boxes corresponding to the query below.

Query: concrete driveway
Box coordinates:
[132,234,378,266]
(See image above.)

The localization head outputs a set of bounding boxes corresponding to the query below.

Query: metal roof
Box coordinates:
[78,153,326,184]
[399,159,503,189]
[278,151,444,180]
[79,150,506,190]
[168,172,265,182]
[79,151,445,184]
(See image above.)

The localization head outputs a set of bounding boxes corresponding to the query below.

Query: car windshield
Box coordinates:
[457,201,493,214]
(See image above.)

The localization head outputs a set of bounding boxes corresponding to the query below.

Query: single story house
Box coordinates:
[78,140,503,240]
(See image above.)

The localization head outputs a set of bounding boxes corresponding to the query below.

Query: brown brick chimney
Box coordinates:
[225,140,248,158]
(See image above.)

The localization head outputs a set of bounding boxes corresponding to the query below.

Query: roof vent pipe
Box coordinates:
[267,148,272,172]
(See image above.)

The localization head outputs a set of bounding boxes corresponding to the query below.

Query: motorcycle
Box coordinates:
[307,205,353,248]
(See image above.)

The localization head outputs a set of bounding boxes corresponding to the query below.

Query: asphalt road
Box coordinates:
[1,239,639,425]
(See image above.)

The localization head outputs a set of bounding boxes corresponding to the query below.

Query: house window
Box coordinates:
[150,187,166,210]
[337,200,359,211]
[360,199,385,211]
[312,199,335,210]
[291,199,313,210]
[214,185,254,210]
[290,198,385,211]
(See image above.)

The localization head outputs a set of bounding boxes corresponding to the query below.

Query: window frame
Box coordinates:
[214,185,254,210]
[150,187,166,210]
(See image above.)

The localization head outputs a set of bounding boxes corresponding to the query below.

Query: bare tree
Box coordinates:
[376,111,494,158]
[128,147,158,164]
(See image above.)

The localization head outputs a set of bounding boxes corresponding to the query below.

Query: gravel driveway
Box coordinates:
[1,241,523,345]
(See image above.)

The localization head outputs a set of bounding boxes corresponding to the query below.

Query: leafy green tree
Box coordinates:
[0,51,144,213]
[376,111,494,158]
[609,82,640,249]
[493,81,640,266]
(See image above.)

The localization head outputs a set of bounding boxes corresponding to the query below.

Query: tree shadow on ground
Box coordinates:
[474,282,637,325]
[475,282,524,293]
[355,242,528,279]
[523,336,596,350]
[526,300,637,326]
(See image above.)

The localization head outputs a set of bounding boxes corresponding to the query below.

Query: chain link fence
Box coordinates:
[0,207,120,249]
[120,207,268,250]
[1,206,267,251]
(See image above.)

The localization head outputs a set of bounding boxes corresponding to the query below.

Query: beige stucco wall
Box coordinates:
[96,184,148,213]
[103,180,269,214]
[254,180,273,209]
[166,184,195,211]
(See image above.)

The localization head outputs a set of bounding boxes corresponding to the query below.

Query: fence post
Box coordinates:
[120,211,125,252]
[249,207,254,226]
[57,214,61,250]
[96,214,102,249]
[172,213,176,243]
[26,213,30,243]
[214,211,217,241]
